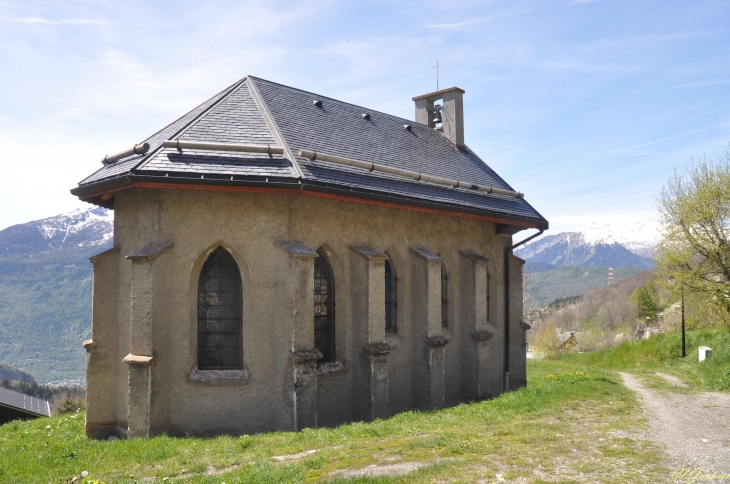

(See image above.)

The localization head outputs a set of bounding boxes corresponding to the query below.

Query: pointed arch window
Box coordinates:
[441,262,449,327]
[198,247,243,370]
[314,249,336,362]
[385,257,397,332]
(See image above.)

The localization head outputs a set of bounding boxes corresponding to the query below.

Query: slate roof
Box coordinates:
[0,386,51,418]
[73,76,548,230]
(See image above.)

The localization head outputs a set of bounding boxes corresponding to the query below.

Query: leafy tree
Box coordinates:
[531,321,561,359]
[630,283,658,320]
[656,149,730,316]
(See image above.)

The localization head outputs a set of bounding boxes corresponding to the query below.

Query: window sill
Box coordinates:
[385,333,403,348]
[316,361,345,375]
[189,368,249,382]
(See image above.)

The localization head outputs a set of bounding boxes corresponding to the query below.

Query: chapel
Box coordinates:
[72,76,548,438]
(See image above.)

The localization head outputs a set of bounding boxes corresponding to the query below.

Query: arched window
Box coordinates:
[197,247,243,370]
[441,262,449,327]
[314,248,335,362]
[486,268,491,323]
[385,257,397,332]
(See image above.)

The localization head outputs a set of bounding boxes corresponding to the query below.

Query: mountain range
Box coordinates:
[515,221,657,270]
[0,207,112,383]
[515,221,657,306]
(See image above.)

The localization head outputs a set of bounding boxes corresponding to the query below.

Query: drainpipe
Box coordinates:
[503,229,543,392]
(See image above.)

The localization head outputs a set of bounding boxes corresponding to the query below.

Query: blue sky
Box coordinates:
[1,0,729,234]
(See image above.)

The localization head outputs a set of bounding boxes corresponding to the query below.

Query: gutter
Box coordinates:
[503,229,544,392]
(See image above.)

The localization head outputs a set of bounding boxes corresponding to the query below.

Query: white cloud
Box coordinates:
[671,79,730,89]
[426,0,599,29]
[2,18,112,25]
[610,121,730,155]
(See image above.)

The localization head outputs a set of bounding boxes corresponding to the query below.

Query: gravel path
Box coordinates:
[619,372,730,478]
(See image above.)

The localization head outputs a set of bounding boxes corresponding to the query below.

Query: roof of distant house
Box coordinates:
[558,331,578,346]
[72,76,548,232]
[0,386,51,418]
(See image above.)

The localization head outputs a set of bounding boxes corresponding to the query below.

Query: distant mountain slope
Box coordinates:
[0,208,112,382]
[525,265,643,307]
[516,232,654,269]
[0,362,35,383]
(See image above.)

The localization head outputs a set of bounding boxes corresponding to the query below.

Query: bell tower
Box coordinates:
[413,87,465,147]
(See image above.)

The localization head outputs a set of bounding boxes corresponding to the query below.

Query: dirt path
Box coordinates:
[619,372,730,478]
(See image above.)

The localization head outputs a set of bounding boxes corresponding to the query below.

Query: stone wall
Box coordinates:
[84,187,525,437]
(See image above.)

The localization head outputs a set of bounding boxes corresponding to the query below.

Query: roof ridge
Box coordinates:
[130,76,250,174]
[246,77,304,179]
[248,75,419,126]
[140,77,247,145]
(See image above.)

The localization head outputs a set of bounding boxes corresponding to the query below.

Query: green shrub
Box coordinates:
[54,397,85,415]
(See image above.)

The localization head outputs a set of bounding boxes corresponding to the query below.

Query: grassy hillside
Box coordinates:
[562,328,730,391]
[0,245,106,382]
[0,360,668,483]
[526,265,642,307]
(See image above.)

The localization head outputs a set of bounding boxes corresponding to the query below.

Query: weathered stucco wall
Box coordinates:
[86,186,526,437]
[85,246,120,438]
[508,254,528,391]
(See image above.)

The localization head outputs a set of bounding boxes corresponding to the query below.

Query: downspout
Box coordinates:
[503,229,543,392]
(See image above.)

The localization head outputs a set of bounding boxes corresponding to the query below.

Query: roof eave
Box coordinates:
[0,401,49,418]
[71,173,548,231]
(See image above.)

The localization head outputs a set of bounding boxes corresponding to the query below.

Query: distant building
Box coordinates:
[558,331,579,353]
[0,387,50,425]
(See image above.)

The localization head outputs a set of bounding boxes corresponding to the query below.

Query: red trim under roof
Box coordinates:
[80,182,542,229]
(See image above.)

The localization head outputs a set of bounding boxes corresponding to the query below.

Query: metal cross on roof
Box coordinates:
[433,60,443,91]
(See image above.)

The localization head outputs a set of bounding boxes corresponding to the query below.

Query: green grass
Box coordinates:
[0,360,670,483]
[561,328,730,391]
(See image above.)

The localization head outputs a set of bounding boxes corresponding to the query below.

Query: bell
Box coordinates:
[432,106,442,124]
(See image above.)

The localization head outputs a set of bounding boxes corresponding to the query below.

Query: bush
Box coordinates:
[53,396,85,416]
[531,322,561,359]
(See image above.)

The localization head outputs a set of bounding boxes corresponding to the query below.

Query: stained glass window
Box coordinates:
[198,247,243,370]
[385,258,396,332]
[441,262,449,327]
[314,249,335,362]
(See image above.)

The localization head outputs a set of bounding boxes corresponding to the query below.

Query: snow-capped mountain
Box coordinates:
[0,207,113,256]
[0,207,114,383]
[573,220,659,258]
[515,230,654,269]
